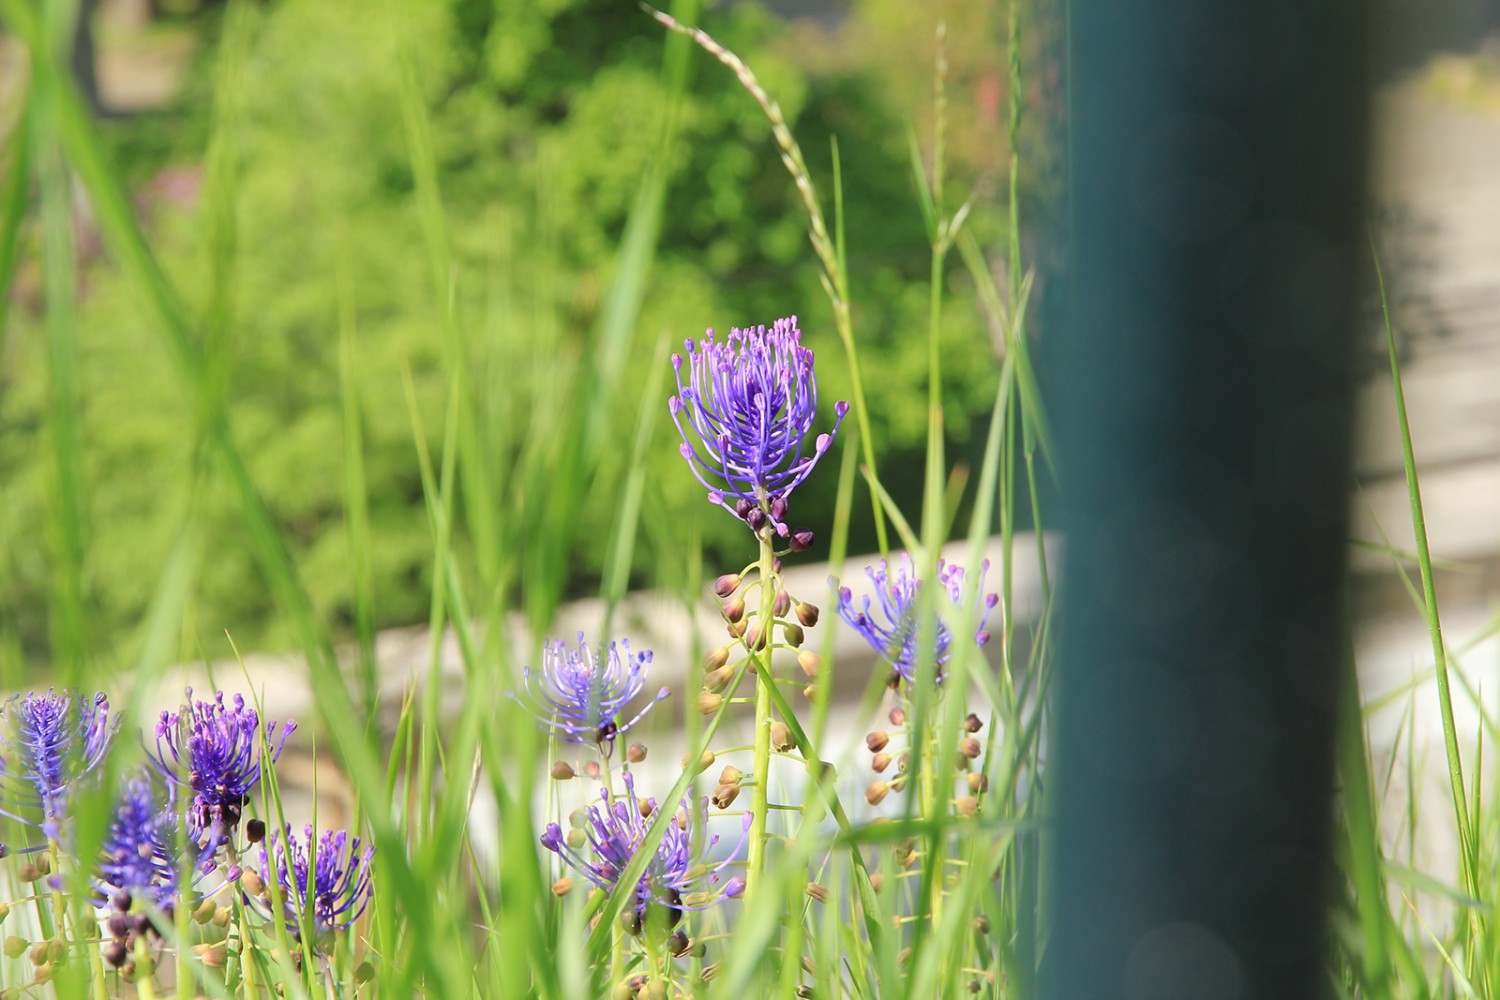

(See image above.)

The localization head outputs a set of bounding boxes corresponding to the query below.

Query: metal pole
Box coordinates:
[1043,1,1372,997]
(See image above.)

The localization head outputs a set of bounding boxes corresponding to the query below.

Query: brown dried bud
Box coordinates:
[959,737,982,759]
[213,906,232,929]
[968,979,983,993]
[866,731,889,753]
[550,761,576,781]
[797,650,819,678]
[964,712,983,733]
[967,772,989,794]
[805,882,829,903]
[956,796,979,817]
[865,781,890,806]
[795,601,820,628]
[676,809,690,832]
[200,944,228,969]
[723,597,746,623]
[241,869,266,896]
[583,761,601,779]
[711,784,740,809]
[727,620,748,639]
[719,765,743,786]
[869,873,885,894]
[552,877,574,897]
[30,964,54,986]
[697,691,724,715]
[890,775,908,793]
[770,721,794,752]
[871,752,893,774]
[17,864,42,884]
[714,574,742,598]
[638,797,654,819]
[194,898,218,924]
[803,685,817,700]
[626,742,648,764]
[680,749,716,773]
[782,623,805,647]
[27,942,47,967]
[897,752,910,774]
[889,707,907,727]
[0,902,8,925]
[668,930,692,958]
[705,646,731,670]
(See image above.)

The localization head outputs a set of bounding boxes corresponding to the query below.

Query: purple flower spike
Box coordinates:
[98,772,208,908]
[834,556,999,687]
[670,317,848,537]
[0,690,117,836]
[249,825,374,945]
[150,690,295,837]
[516,635,667,747]
[540,771,750,923]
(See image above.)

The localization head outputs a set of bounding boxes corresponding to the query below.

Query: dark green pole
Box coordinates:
[1044,1,1372,997]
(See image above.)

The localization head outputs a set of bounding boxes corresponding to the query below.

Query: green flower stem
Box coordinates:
[133,935,158,1000]
[745,528,777,899]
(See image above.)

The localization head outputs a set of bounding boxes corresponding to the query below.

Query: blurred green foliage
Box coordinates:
[0,0,1047,664]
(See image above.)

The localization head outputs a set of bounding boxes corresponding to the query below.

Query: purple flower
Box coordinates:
[541,772,748,925]
[149,690,294,836]
[98,772,209,908]
[249,825,374,943]
[517,635,668,747]
[0,690,117,837]
[670,317,848,537]
[834,556,999,686]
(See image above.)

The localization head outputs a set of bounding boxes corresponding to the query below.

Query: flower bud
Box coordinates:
[968,979,984,994]
[871,752,892,773]
[870,873,885,894]
[697,691,724,715]
[703,665,735,692]
[714,574,742,598]
[583,761,601,779]
[566,828,587,850]
[865,781,890,806]
[974,915,990,935]
[723,597,746,623]
[551,761,576,781]
[0,902,8,925]
[744,623,766,651]
[770,496,789,522]
[773,590,791,618]
[956,796,979,817]
[803,685,817,701]
[705,646,731,670]
[17,864,42,884]
[782,623,805,647]
[355,962,376,984]
[967,772,989,793]
[680,749,716,773]
[965,712,983,733]
[795,601,820,627]
[103,941,127,969]
[241,869,265,896]
[866,731,889,753]
[247,818,266,844]
[626,742,648,763]
[890,775,908,793]
[959,737,983,759]
[735,499,753,519]
[620,910,642,937]
[552,877,574,897]
[797,650,819,678]
[727,620,748,639]
[746,508,767,532]
[790,528,815,552]
[897,752,910,774]
[889,707,907,727]
[770,721,794,752]
[668,930,693,958]
[805,882,829,903]
[213,906,232,928]
[719,765,743,786]
[711,784,740,809]
[193,898,217,924]
[27,942,47,966]
[4,937,26,960]
[638,797,654,818]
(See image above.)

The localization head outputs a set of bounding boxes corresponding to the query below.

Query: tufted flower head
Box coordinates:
[541,771,748,927]
[98,772,210,909]
[0,690,117,837]
[517,635,668,747]
[149,690,294,838]
[834,556,999,687]
[670,317,848,538]
[248,824,374,945]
